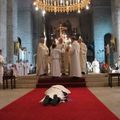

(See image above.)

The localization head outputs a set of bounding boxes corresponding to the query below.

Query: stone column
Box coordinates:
[7,0,18,63]
[32,10,44,64]
[93,0,112,62]
[0,0,7,59]
[18,0,33,64]
[111,0,120,58]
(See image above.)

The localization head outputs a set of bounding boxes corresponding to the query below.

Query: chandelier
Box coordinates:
[33,0,91,13]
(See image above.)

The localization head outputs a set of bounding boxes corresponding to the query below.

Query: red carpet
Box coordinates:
[0,88,119,120]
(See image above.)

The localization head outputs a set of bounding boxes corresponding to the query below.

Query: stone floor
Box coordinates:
[89,87,120,118]
[0,87,120,119]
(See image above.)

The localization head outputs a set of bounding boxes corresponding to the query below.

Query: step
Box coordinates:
[1,73,119,89]
[37,76,86,88]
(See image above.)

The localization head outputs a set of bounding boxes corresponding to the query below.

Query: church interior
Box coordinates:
[0,0,120,120]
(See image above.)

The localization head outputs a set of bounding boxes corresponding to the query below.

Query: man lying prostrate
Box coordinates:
[40,85,71,106]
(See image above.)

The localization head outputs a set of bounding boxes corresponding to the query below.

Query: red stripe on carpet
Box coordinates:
[0,88,119,120]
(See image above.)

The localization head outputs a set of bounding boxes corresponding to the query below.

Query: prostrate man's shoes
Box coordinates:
[43,95,52,106]
[50,95,60,106]
[43,95,61,106]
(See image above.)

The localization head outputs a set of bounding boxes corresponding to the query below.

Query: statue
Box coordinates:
[104,33,117,66]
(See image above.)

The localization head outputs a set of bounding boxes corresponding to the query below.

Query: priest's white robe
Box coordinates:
[11,65,19,77]
[36,43,49,75]
[19,62,24,76]
[40,85,71,102]
[0,55,4,84]
[80,42,87,73]
[50,48,63,77]
[16,62,20,76]
[69,41,81,77]
[56,42,65,74]
[23,62,30,75]
[92,59,100,73]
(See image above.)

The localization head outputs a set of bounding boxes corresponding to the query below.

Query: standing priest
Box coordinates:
[0,49,4,84]
[78,36,87,74]
[36,37,49,76]
[68,36,81,77]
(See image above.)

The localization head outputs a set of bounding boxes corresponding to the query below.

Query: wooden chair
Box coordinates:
[3,69,16,89]
[108,73,120,87]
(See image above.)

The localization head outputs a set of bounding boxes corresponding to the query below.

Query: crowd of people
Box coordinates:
[0,50,34,85]
[0,33,88,85]
[36,34,88,78]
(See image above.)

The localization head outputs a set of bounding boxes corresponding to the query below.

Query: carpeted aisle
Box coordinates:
[0,88,119,120]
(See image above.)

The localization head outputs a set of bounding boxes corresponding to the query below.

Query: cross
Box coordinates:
[57,24,67,37]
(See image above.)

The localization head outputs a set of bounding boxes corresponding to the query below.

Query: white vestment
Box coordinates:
[92,59,100,73]
[19,62,24,76]
[11,65,18,77]
[63,38,71,74]
[69,41,81,77]
[56,43,65,73]
[16,62,20,76]
[52,85,71,94]
[40,85,71,102]
[50,48,63,77]
[7,63,12,70]
[0,55,4,84]
[80,42,87,73]
[23,62,30,75]
[36,43,49,75]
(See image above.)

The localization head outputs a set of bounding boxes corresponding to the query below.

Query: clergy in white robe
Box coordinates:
[19,60,24,76]
[63,36,71,75]
[50,43,64,77]
[11,64,18,77]
[0,49,4,84]
[69,38,81,77]
[15,60,20,76]
[56,37,65,74]
[40,85,71,103]
[92,58,100,73]
[7,61,12,70]
[23,60,30,75]
[78,37,87,74]
[36,38,49,76]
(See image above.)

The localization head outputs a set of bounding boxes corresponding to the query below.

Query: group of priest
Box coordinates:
[6,60,32,77]
[36,35,87,78]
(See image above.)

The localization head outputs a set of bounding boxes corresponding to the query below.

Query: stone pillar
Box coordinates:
[18,0,33,64]
[7,0,18,63]
[0,0,7,60]
[111,0,120,58]
[93,0,112,62]
[32,11,44,64]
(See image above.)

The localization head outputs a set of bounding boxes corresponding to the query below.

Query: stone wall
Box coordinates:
[7,0,18,63]
[111,0,120,58]
[32,10,44,62]
[93,0,112,62]
[17,0,33,64]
